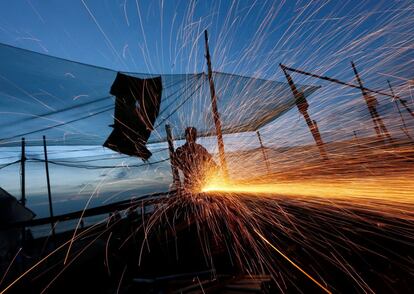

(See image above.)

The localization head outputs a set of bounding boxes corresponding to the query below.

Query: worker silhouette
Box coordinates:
[174,127,217,191]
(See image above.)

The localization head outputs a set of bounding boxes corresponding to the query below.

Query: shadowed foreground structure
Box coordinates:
[0,189,413,293]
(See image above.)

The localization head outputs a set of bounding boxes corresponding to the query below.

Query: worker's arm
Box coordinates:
[199,146,218,170]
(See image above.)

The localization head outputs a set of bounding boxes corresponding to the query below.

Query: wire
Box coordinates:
[0,106,113,142]
[154,76,205,128]
[0,159,20,170]
[28,157,170,170]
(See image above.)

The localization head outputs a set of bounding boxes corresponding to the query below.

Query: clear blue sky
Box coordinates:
[0,1,411,80]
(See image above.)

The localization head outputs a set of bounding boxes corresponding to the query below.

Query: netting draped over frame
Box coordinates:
[0,43,319,149]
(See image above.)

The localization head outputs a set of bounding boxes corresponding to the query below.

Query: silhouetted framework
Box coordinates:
[388,80,412,141]
[280,64,329,161]
[351,62,392,142]
[43,135,56,241]
[20,137,26,207]
[20,137,27,250]
[280,63,414,141]
[396,96,414,119]
[256,131,271,174]
[0,43,320,149]
[204,30,229,178]
[165,124,181,189]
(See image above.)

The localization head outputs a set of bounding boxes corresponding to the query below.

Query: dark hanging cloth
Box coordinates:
[104,73,162,160]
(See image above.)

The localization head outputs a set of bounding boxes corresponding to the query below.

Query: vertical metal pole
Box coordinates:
[397,97,414,119]
[43,136,56,240]
[351,61,392,142]
[280,64,328,161]
[387,80,414,119]
[388,80,412,140]
[204,30,229,179]
[165,124,181,190]
[20,137,26,207]
[256,131,271,174]
[20,137,26,254]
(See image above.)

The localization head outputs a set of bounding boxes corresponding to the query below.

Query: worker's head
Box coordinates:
[185,127,197,143]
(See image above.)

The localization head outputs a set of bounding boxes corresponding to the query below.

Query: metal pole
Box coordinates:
[43,136,56,240]
[20,137,26,254]
[280,64,398,100]
[386,80,414,119]
[397,97,414,119]
[387,80,413,140]
[351,61,393,142]
[204,30,229,178]
[256,131,271,174]
[165,124,181,190]
[280,64,328,161]
[20,137,26,207]
[388,80,412,140]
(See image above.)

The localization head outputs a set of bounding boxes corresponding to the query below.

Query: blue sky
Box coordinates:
[0,1,411,79]
[1,0,269,73]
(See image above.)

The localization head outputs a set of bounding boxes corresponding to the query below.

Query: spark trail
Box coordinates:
[1,1,414,292]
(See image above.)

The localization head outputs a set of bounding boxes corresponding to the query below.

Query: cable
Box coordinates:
[0,106,113,142]
[28,157,170,170]
[0,159,20,170]
[154,76,205,128]
[35,147,169,163]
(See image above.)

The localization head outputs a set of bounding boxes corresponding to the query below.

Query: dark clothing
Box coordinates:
[174,142,217,190]
[104,73,162,160]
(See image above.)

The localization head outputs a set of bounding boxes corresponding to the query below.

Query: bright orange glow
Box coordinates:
[202,175,414,204]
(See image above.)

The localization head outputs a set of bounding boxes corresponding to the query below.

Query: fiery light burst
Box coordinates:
[1,0,414,293]
[202,176,414,207]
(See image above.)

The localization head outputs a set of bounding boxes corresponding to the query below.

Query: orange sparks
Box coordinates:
[254,229,332,294]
